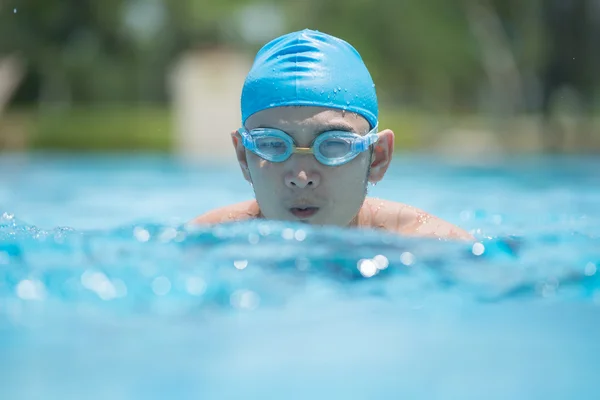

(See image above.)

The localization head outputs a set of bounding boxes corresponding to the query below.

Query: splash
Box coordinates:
[1,212,598,316]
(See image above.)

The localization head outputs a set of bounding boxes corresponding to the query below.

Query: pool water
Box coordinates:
[1,152,599,399]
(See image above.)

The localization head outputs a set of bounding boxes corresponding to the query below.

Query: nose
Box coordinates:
[285,169,321,189]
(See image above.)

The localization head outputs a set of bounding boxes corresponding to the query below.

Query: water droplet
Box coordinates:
[372,84,375,88]
[333,88,337,93]
[13,8,17,13]
[344,88,348,92]
[346,100,350,105]
[338,86,341,91]
[320,90,324,94]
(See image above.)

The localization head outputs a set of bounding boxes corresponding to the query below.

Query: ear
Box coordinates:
[231,130,252,183]
[368,129,394,183]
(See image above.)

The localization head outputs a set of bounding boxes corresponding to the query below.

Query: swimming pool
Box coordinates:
[1,152,599,399]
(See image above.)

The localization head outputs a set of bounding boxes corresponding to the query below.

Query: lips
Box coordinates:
[289,206,320,219]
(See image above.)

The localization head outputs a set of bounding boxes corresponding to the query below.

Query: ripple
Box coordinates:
[0,216,598,314]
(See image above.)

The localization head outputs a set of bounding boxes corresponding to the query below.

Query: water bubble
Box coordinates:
[585,262,597,276]
[294,229,306,241]
[373,255,389,270]
[230,290,260,310]
[2,212,14,220]
[282,228,295,240]
[538,278,559,298]
[234,260,248,270]
[133,226,150,242]
[346,101,350,105]
[490,214,503,225]
[472,243,485,256]
[13,8,17,13]
[358,259,378,278]
[174,231,186,242]
[16,280,46,301]
[152,276,171,296]
[400,252,415,266]
[295,257,311,271]
[186,277,207,296]
[158,227,178,243]
[258,223,271,236]
[248,233,260,244]
[112,279,128,298]
[81,270,117,300]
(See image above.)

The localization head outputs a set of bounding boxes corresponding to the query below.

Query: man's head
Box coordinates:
[232,29,394,226]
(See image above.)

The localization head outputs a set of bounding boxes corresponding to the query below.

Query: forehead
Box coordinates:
[245,106,370,133]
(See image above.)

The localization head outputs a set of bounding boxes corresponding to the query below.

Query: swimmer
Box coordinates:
[192,29,473,241]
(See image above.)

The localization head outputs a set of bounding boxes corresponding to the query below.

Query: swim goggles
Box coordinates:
[237,124,379,166]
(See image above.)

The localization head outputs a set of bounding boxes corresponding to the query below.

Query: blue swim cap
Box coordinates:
[241,29,378,129]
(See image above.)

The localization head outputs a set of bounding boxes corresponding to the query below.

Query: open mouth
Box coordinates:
[289,207,320,219]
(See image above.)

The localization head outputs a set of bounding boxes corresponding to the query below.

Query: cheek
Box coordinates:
[247,154,281,183]
[326,158,369,192]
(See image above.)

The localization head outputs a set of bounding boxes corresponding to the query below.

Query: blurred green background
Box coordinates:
[0,0,598,156]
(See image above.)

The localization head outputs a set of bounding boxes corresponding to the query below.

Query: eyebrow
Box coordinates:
[253,123,356,133]
[316,123,356,134]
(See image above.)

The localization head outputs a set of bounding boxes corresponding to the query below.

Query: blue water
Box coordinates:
[1,153,599,400]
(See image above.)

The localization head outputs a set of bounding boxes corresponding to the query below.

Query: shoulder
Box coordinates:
[360,198,474,241]
[190,200,261,225]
